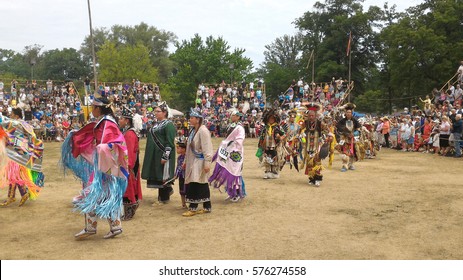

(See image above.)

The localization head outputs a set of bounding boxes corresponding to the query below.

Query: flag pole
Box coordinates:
[87,0,98,96]
[348,49,351,103]
[347,31,352,103]
[306,50,315,82]
[87,0,97,121]
[312,50,315,85]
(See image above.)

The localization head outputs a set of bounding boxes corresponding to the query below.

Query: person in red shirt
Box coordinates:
[421,118,432,153]
[118,106,142,220]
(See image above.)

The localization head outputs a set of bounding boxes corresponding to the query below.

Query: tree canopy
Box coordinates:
[80,22,176,83]
[2,0,463,114]
[168,34,253,109]
[97,42,158,83]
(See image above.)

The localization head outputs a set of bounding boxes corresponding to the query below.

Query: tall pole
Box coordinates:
[307,50,315,84]
[229,63,234,86]
[347,31,352,103]
[312,52,315,85]
[30,58,36,81]
[348,48,352,103]
[87,0,98,96]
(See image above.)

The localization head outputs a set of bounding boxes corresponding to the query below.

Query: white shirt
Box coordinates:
[454,88,462,100]
[84,95,92,106]
[439,121,450,135]
[458,65,463,75]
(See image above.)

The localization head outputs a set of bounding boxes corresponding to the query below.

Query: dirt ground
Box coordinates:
[0,137,462,260]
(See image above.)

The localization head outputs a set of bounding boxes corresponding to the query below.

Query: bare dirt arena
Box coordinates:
[0,138,462,260]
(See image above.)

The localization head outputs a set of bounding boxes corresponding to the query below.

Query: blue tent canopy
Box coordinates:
[353,112,365,118]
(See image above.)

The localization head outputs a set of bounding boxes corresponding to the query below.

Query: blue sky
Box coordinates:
[1,0,422,67]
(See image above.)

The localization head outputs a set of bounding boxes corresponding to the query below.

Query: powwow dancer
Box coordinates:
[209,110,246,202]
[141,102,176,205]
[257,109,286,179]
[336,103,361,172]
[0,108,45,207]
[299,103,327,186]
[61,96,128,239]
[118,106,142,220]
[182,108,214,217]
[361,118,376,159]
[283,110,302,171]
[326,115,338,168]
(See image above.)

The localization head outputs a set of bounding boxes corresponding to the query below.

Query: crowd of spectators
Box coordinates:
[192,77,353,140]
[0,76,353,142]
[370,64,463,158]
[0,70,461,159]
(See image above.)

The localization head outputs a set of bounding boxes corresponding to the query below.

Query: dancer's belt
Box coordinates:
[192,150,204,159]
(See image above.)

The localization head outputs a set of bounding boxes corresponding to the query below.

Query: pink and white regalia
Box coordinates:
[209,112,246,201]
[61,115,128,221]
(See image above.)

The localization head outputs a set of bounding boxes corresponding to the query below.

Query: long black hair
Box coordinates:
[12,108,23,119]
[95,96,116,120]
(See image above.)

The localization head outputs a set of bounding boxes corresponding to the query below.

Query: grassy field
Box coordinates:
[0,138,462,259]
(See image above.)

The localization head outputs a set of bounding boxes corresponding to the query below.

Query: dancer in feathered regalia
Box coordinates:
[361,118,377,159]
[209,110,246,202]
[257,108,286,179]
[0,108,44,207]
[323,114,337,168]
[61,97,128,239]
[118,106,142,220]
[283,110,302,171]
[299,103,326,186]
[335,103,361,172]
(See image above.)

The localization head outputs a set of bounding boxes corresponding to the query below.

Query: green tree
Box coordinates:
[260,33,306,99]
[294,0,382,93]
[97,42,158,83]
[169,34,253,110]
[0,45,42,81]
[0,49,25,80]
[379,0,463,111]
[355,89,387,113]
[37,48,89,80]
[80,22,176,82]
[80,27,110,72]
